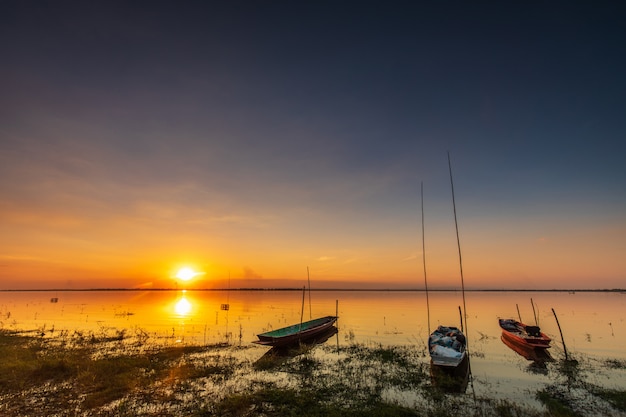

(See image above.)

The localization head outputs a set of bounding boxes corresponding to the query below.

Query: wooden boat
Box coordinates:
[256,326,338,363]
[428,325,467,367]
[253,315,338,347]
[499,318,551,349]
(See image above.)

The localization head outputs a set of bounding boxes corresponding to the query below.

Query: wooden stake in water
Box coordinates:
[516,304,522,322]
[335,299,340,351]
[552,308,570,361]
[458,306,464,333]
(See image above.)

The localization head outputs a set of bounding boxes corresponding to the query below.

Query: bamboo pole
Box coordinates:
[516,304,522,322]
[307,267,312,320]
[531,298,538,326]
[299,286,305,332]
[448,151,474,393]
[421,182,431,336]
[448,151,468,346]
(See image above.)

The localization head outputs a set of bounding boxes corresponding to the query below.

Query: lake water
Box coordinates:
[1,289,625,410]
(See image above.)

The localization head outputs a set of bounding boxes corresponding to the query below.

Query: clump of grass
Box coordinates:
[209,387,422,417]
[79,355,153,408]
[462,398,545,417]
[587,385,626,412]
[371,345,409,365]
[492,399,542,417]
[0,331,46,391]
[536,388,582,417]
[605,358,626,369]
[341,344,408,364]
[31,357,74,381]
[0,329,230,411]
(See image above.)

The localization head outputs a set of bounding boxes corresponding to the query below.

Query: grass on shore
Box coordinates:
[0,329,213,409]
[1,329,625,417]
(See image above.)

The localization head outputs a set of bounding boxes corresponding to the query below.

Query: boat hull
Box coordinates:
[430,351,466,368]
[253,316,338,347]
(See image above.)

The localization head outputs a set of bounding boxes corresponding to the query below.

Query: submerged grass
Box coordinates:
[587,385,626,412]
[0,330,231,414]
[536,388,582,417]
[1,329,625,416]
[207,387,423,417]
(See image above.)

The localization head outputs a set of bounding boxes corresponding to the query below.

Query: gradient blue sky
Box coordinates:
[1,1,625,289]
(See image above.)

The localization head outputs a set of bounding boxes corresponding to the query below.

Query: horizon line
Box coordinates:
[1,287,625,293]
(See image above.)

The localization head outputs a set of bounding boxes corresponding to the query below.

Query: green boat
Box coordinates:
[253,315,338,347]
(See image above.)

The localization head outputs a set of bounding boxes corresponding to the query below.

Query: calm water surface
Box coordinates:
[1,290,625,408]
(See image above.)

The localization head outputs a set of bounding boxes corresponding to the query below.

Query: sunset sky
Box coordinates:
[1,2,625,290]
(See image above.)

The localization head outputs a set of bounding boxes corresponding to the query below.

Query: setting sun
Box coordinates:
[176,267,198,281]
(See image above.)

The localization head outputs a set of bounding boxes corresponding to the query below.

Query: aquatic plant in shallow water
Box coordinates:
[536,354,626,417]
[587,386,626,412]
[605,358,626,369]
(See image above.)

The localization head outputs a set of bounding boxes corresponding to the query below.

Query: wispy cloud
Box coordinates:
[243,267,263,279]
[316,256,335,262]
[403,253,419,261]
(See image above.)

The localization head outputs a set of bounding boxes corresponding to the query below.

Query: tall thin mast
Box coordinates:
[447,151,468,344]
[421,182,431,335]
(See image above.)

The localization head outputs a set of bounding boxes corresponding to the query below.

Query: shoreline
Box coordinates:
[1,328,625,416]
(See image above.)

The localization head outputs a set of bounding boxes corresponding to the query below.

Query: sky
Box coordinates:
[1,1,625,290]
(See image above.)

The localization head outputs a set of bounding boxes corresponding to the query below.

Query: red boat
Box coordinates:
[499,318,551,349]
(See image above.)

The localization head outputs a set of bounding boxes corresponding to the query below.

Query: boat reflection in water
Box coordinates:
[430,353,470,393]
[254,326,339,368]
[501,335,552,374]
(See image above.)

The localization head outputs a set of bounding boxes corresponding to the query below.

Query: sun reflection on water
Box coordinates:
[174,293,192,316]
